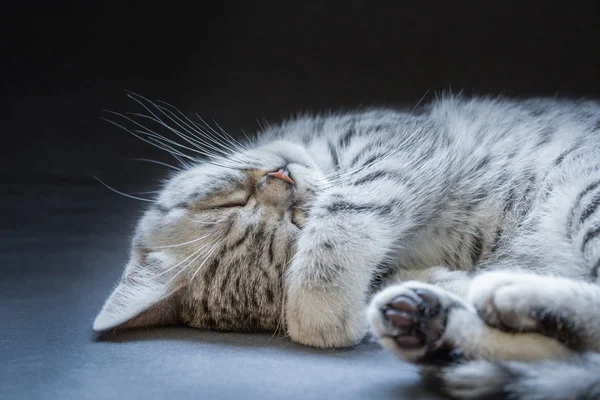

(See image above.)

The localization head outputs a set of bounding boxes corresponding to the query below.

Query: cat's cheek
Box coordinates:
[285,278,368,348]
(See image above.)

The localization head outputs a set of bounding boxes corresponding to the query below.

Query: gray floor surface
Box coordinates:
[1,184,444,399]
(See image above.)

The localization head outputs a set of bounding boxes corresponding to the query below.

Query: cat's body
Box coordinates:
[95,95,600,399]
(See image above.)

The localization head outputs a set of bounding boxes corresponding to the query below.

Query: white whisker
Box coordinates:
[102,116,197,161]
[409,89,430,117]
[130,190,162,195]
[127,122,217,159]
[189,242,219,285]
[124,93,226,159]
[171,153,193,169]
[126,92,245,159]
[212,118,247,151]
[191,117,242,154]
[152,243,212,282]
[105,93,257,172]
[127,158,182,171]
[91,176,155,203]
[239,128,254,144]
[129,111,233,161]
[154,102,237,156]
[267,262,289,343]
[148,233,212,249]
[196,114,245,152]
[130,112,214,154]
[182,216,222,225]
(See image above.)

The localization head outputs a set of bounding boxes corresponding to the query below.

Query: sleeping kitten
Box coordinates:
[94,93,600,399]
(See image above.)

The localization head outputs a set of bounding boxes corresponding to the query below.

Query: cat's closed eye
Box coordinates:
[216,198,248,208]
[198,189,250,210]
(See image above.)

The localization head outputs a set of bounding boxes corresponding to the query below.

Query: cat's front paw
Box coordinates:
[367,281,466,363]
[285,285,368,348]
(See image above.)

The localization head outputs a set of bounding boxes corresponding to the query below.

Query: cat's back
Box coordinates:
[427,96,600,145]
[266,96,600,144]
[258,96,600,175]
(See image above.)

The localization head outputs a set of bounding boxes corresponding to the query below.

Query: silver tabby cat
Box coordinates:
[95,94,600,399]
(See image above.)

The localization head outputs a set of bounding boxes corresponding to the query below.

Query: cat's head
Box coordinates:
[93,139,324,333]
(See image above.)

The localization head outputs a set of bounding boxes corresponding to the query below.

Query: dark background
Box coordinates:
[2,2,600,399]
[3,0,600,186]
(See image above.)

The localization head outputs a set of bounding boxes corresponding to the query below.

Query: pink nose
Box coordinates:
[267,168,295,185]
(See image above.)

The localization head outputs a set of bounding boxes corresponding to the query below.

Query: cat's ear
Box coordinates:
[93,251,182,331]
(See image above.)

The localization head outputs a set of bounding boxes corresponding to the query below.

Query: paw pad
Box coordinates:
[381,288,445,348]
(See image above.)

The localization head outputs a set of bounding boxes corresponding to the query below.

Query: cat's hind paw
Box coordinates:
[469,271,542,332]
[367,281,468,364]
[469,271,585,350]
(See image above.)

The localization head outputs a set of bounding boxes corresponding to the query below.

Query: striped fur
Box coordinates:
[95,95,600,398]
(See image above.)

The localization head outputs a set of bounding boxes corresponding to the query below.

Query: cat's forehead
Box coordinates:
[243,140,318,170]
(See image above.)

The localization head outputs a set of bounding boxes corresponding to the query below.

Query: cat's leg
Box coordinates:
[431,271,600,400]
[284,189,402,348]
[469,271,600,351]
[367,268,573,364]
[466,162,600,351]
[422,164,600,400]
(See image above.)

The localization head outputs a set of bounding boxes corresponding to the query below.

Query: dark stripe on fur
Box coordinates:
[267,230,276,264]
[253,221,267,251]
[359,152,388,169]
[536,125,555,147]
[469,233,485,265]
[580,191,600,224]
[229,225,251,250]
[554,141,582,166]
[368,261,395,295]
[592,258,600,279]
[221,215,235,237]
[519,172,537,217]
[582,224,600,252]
[219,267,232,293]
[325,200,393,216]
[202,258,221,289]
[328,141,340,170]
[531,307,585,351]
[568,179,600,236]
[503,186,517,215]
[491,226,503,253]
[473,156,491,172]
[349,143,376,166]
[352,170,405,186]
[338,127,356,148]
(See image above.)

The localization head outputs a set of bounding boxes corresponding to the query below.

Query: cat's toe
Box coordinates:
[382,289,445,346]
[368,282,461,363]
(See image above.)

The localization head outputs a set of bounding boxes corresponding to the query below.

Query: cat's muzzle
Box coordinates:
[267,167,295,185]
